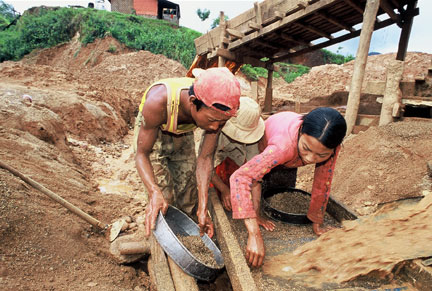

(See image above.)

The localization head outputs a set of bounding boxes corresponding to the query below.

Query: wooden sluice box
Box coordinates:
[208,167,424,291]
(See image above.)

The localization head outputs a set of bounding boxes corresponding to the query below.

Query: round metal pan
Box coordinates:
[153,205,224,281]
[262,187,312,225]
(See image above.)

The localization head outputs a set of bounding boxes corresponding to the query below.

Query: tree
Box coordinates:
[0,1,16,23]
[197,8,210,21]
[211,15,229,29]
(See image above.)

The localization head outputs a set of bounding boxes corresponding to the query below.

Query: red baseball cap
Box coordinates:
[192,67,241,116]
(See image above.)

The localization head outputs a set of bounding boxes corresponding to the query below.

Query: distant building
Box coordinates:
[108,0,180,25]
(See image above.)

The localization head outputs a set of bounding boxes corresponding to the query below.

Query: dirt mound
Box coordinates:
[333,120,432,215]
[272,52,432,102]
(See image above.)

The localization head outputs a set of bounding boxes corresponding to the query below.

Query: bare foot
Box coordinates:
[257,215,275,231]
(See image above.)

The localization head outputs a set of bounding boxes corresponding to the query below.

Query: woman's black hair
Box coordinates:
[189,85,231,112]
[300,107,347,149]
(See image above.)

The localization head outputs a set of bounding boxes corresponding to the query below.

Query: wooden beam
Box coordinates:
[228,0,338,51]
[280,32,311,46]
[295,22,333,39]
[208,190,259,291]
[214,48,266,68]
[255,39,280,50]
[167,257,199,291]
[274,10,284,20]
[297,0,309,9]
[273,18,394,61]
[316,11,355,32]
[149,235,175,291]
[380,0,401,26]
[215,48,237,61]
[396,0,418,61]
[343,0,364,14]
[248,22,261,31]
[226,28,245,39]
[345,0,381,135]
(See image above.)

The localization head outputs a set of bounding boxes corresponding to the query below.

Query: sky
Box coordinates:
[5,0,432,56]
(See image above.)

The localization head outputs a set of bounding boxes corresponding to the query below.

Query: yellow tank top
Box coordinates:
[139,77,196,134]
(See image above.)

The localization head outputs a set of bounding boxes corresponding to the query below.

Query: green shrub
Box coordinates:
[322,49,354,65]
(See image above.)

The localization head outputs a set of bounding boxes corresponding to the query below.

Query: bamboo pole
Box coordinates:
[0,160,107,230]
[344,0,380,135]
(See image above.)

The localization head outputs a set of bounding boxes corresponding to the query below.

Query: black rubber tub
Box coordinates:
[153,205,224,281]
[262,186,312,225]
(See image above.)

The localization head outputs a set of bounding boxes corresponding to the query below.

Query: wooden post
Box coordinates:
[344,0,380,135]
[263,67,274,113]
[218,11,227,67]
[396,0,417,61]
[251,81,258,102]
[379,59,404,126]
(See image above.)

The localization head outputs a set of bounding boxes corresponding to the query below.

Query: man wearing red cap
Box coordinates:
[133,67,241,237]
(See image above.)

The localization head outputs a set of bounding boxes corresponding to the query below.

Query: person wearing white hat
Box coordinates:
[210,97,275,231]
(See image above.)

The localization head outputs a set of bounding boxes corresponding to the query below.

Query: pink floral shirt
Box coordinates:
[229,112,340,224]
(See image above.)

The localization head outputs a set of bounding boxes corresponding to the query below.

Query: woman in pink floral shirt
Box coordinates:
[230,107,347,267]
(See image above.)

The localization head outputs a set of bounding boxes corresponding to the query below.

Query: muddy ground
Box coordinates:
[0,36,431,290]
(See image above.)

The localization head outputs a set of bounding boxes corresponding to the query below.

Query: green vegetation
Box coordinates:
[197,8,210,21]
[241,63,310,83]
[0,6,201,67]
[322,48,354,65]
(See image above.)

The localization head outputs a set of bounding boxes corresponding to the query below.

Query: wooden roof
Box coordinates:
[194,0,419,68]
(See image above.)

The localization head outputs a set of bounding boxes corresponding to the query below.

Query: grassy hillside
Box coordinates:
[0,6,201,68]
[0,5,353,82]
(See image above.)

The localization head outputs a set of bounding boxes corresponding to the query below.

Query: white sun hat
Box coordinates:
[221,97,265,144]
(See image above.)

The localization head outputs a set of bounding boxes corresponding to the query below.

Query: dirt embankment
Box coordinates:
[0,34,431,290]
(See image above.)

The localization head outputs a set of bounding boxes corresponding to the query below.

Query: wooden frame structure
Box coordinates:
[193,0,419,125]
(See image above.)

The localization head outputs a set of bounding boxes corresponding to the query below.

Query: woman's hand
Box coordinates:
[144,192,168,237]
[244,218,265,267]
[312,222,334,236]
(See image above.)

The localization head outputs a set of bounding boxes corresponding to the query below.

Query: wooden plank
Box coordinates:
[149,235,175,291]
[167,257,199,291]
[208,190,258,291]
[227,0,339,51]
[273,18,394,61]
[345,0,381,135]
